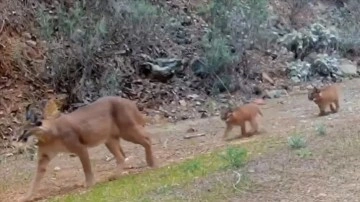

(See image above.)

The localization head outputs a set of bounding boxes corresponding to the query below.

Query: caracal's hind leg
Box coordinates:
[317,104,328,116]
[331,99,339,113]
[123,126,157,168]
[105,138,126,170]
[236,122,248,138]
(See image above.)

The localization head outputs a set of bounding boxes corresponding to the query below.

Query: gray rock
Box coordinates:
[263,89,289,99]
[25,40,37,48]
[142,56,183,81]
[190,57,208,77]
[181,16,192,26]
[286,53,355,82]
[338,58,358,76]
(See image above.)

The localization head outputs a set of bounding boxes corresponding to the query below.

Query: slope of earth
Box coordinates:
[0,78,359,201]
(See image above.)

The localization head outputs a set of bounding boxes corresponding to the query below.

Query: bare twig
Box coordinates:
[183,133,206,139]
[0,19,5,35]
[232,170,242,191]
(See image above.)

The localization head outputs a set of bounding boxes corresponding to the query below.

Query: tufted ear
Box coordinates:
[25,104,40,123]
[43,98,61,119]
[313,86,320,93]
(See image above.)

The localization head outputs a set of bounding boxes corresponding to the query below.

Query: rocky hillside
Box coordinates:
[0,0,359,146]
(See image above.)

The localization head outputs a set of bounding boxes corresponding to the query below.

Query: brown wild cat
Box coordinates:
[17,96,156,202]
[221,103,263,140]
[308,84,340,116]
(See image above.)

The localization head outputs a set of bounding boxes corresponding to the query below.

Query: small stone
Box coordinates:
[339,58,357,75]
[181,16,192,26]
[181,115,189,120]
[25,40,37,48]
[22,32,32,39]
[54,166,61,171]
[306,85,313,90]
[105,156,113,162]
[179,100,187,107]
[262,72,274,85]
[316,193,327,198]
[252,98,266,105]
[187,128,196,133]
[264,89,289,99]
[200,113,208,118]
[248,169,255,173]
[291,76,301,83]
[153,114,162,122]
[5,153,13,157]
[187,94,199,99]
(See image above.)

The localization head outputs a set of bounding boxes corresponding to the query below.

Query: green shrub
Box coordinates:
[128,0,160,24]
[36,0,166,102]
[334,0,360,56]
[198,0,269,93]
[202,32,236,75]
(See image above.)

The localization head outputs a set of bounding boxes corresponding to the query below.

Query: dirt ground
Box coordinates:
[1,78,360,202]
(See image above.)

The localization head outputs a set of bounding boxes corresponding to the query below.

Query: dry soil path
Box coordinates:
[1,79,359,202]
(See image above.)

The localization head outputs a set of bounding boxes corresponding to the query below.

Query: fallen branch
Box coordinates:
[183,133,206,139]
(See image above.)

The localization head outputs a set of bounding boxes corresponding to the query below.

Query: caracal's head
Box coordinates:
[308,86,321,101]
[17,99,61,144]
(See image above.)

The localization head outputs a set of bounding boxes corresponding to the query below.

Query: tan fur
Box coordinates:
[221,103,263,140]
[17,96,156,202]
[308,84,340,116]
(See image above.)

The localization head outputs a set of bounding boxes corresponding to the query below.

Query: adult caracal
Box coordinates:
[221,103,263,140]
[17,96,156,202]
[308,84,340,116]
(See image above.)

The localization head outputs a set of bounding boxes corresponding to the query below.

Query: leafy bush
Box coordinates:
[202,32,237,75]
[36,0,167,103]
[286,0,312,28]
[198,0,268,93]
[278,23,338,60]
[127,0,160,24]
[334,0,360,57]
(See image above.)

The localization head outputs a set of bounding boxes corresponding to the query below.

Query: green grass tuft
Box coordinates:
[295,148,313,158]
[220,147,248,169]
[316,124,327,136]
[288,134,307,149]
